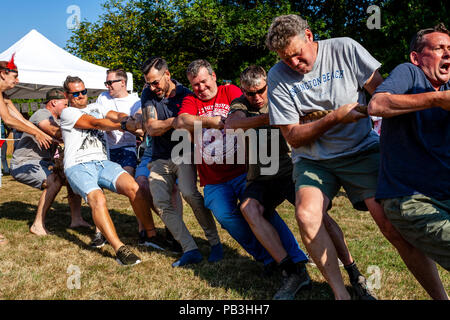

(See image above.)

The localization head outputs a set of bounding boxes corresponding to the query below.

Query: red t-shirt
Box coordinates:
[179,84,246,186]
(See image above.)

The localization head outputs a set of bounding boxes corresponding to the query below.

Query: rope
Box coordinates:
[300,105,368,123]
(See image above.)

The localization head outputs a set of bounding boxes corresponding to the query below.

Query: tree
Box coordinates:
[67,0,450,91]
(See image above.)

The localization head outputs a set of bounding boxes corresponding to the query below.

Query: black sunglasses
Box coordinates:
[145,72,165,87]
[68,89,88,98]
[104,79,122,87]
[244,84,267,97]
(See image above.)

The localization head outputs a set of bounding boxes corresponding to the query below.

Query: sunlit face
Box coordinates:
[242,78,268,109]
[187,67,218,101]
[51,99,68,118]
[276,31,318,75]
[411,32,450,89]
[66,81,88,109]
[0,70,19,90]
[105,72,127,98]
[144,68,170,99]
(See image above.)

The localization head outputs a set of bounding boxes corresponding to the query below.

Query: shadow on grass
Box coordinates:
[0,200,143,260]
[0,200,338,300]
[168,235,336,300]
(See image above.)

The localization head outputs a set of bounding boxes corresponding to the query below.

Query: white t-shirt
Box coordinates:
[60,103,110,170]
[96,92,141,149]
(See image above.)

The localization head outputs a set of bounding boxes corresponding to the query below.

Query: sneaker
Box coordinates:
[138,230,167,251]
[89,232,107,248]
[116,245,142,266]
[351,275,377,300]
[273,266,312,300]
[172,249,203,267]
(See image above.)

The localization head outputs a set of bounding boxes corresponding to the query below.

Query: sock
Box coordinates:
[278,256,296,276]
[208,242,223,262]
[172,249,203,267]
[344,261,362,283]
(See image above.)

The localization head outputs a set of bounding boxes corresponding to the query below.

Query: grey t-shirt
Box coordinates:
[11,108,58,167]
[268,37,380,162]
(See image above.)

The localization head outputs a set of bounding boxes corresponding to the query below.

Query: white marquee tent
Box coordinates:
[0,29,133,101]
[0,29,134,186]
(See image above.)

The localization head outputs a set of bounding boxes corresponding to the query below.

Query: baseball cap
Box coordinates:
[45,88,65,103]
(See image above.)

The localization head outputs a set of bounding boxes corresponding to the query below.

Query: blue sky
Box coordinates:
[0,1,105,53]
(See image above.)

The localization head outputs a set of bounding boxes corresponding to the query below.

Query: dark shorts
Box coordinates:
[109,146,137,169]
[241,175,295,217]
[381,194,450,271]
[293,144,380,211]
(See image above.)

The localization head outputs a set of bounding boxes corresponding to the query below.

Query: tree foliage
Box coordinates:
[67,0,450,92]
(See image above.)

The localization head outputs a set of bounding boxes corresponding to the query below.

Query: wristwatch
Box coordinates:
[120,118,129,131]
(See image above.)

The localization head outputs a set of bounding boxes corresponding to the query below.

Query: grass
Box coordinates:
[0,175,448,300]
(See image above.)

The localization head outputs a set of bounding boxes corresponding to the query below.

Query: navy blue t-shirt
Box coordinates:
[141,80,192,160]
[374,63,450,200]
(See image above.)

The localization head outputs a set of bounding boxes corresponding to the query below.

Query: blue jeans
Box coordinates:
[204,173,307,265]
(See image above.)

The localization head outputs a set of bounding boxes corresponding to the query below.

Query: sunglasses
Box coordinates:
[68,89,88,97]
[145,72,165,88]
[104,79,122,87]
[244,84,267,97]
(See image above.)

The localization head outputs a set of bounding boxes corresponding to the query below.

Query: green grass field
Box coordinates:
[0,175,448,300]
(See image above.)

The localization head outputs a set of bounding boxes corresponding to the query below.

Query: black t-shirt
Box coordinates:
[141,80,192,160]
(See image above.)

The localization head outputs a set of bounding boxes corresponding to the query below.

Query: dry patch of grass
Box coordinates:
[0,176,448,300]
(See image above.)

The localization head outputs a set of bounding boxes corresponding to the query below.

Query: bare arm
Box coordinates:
[74,114,122,131]
[368,91,450,118]
[277,103,365,148]
[142,103,174,137]
[105,110,129,122]
[174,113,223,133]
[363,70,384,95]
[0,96,53,149]
[104,109,143,135]
[37,118,62,140]
[224,111,269,131]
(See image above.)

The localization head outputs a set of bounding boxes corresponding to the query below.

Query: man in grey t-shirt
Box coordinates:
[11,88,91,236]
[266,14,442,300]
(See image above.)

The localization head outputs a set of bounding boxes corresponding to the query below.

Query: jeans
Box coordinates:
[204,173,307,265]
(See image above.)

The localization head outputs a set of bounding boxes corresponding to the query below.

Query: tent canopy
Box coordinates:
[0,29,133,100]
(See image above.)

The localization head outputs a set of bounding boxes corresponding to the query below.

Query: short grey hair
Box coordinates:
[186,59,214,78]
[266,14,310,51]
[240,65,267,89]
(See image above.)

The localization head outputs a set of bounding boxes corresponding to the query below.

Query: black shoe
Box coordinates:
[273,264,312,300]
[90,232,107,248]
[351,275,377,300]
[116,245,142,266]
[262,261,278,278]
[165,227,183,253]
[138,230,167,251]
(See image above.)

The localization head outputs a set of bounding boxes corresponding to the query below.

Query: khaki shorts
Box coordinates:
[381,194,450,271]
[293,144,380,211]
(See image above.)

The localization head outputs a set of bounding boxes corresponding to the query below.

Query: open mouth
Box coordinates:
[440,63,450,73]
